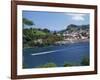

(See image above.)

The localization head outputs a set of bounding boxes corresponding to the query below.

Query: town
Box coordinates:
[55,24,89,44]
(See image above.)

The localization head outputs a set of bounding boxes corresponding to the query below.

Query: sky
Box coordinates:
[22,11,90,31]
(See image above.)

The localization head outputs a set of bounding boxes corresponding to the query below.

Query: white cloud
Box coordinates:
[66,13,86,21]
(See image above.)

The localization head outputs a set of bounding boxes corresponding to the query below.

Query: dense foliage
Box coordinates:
[23,28,63,48]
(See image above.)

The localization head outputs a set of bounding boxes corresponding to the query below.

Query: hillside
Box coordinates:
[59,24,89,34]
[23,24,89,48]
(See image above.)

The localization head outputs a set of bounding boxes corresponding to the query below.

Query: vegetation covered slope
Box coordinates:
[23,18,89,48]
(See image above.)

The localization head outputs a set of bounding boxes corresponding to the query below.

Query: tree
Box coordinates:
[53,31,57,35]
[43,28,50,33]
[23,18,35,45]
[23,18,35,27]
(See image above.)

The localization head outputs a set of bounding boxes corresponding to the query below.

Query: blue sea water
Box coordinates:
[23,42,89,68]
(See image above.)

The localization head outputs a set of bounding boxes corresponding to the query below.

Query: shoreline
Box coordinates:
[23,39,89,49]
[56,39,89,44]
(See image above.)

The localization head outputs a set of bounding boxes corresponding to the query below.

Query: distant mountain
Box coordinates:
[58,24,89,33]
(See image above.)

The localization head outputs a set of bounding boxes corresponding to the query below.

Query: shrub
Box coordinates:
[63,63,73,67]
[37,62,57,68]
[81,56,89,66]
